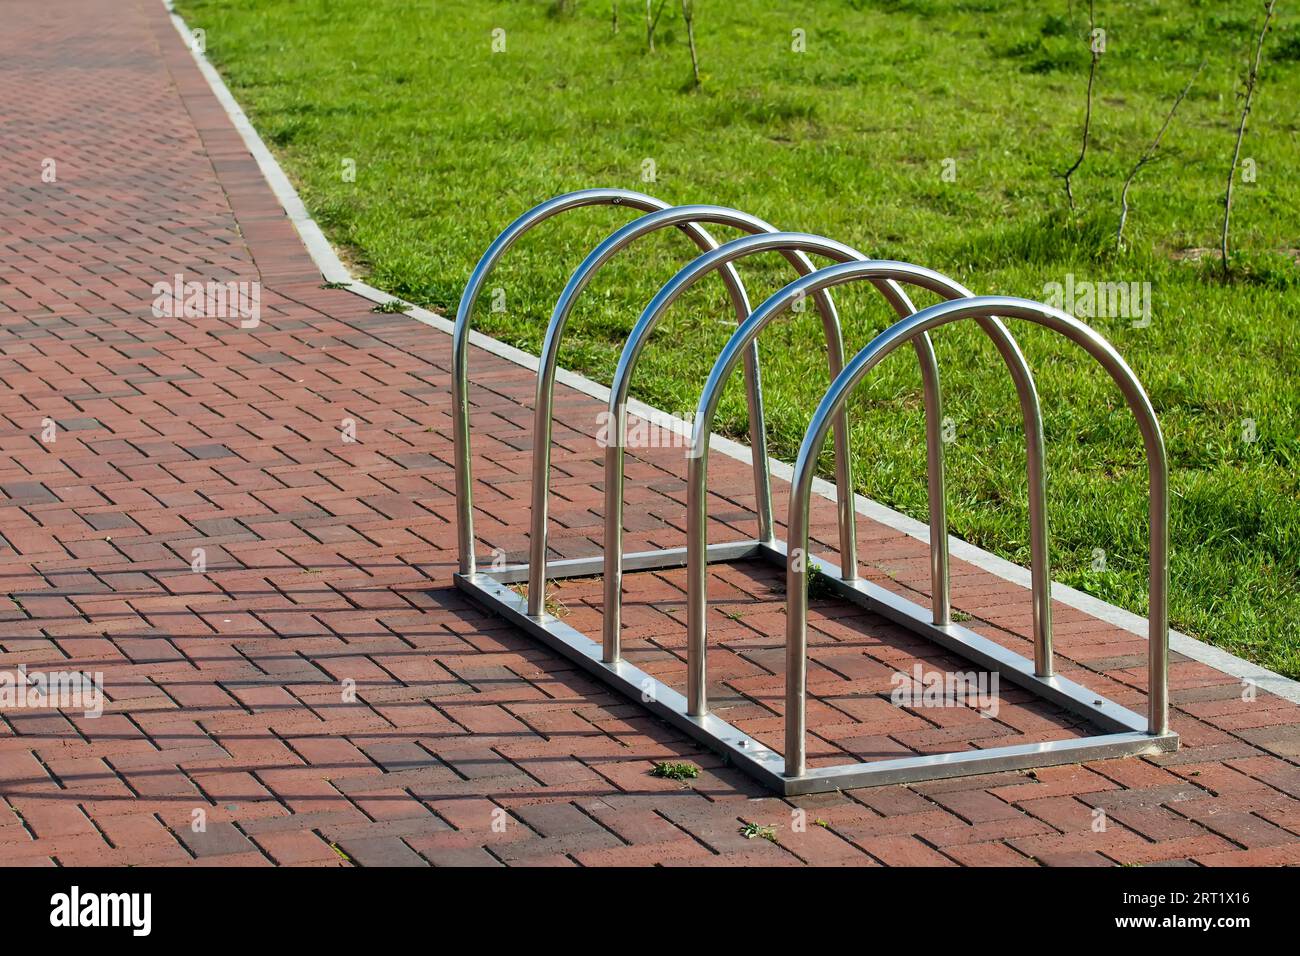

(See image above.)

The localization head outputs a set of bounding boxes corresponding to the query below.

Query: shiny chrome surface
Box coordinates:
[452,188,773,577]
[782,281,1170,776]
[679,247,1051,715]
[452,195,1174,793]
[454,533,1176,795]
[525,205,858,619]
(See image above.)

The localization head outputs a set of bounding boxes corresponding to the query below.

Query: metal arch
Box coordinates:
[783,283,1170,777]
[600,230,865,667]
[600,235,949,677]
[525,204,859,618]
[678,242,1053,717]
[452,187,774,577]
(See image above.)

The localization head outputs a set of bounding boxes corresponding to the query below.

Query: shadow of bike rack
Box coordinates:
[452,189,1178,795]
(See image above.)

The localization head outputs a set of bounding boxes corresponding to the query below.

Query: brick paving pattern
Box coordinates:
[2,0,1299,867]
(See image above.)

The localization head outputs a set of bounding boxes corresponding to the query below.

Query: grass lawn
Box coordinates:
[177,0,1299,676]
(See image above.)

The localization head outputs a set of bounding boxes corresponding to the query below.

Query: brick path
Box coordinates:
[2,0,1299,868]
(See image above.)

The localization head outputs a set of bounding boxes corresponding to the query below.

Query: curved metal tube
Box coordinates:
[528,204,860,620]
[682,248,1050,716]
[525,205,852,616]
[783,281,1169,777]
[602,231,867,670]
[452,188,773,576]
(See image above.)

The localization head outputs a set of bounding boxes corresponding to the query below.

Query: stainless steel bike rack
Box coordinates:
[453,191,1178,795]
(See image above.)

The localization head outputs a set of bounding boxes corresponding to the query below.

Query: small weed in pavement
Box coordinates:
[806,565,837,600]
[650,761,700,781]
[739,821,779,843]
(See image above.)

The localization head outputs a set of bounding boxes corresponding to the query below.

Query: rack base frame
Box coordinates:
[454,541,1177,796]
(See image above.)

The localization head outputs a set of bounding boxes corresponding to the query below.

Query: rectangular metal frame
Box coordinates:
[455,541,1178,796]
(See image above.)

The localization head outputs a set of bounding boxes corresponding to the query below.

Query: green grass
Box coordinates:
[178,0,1300,677]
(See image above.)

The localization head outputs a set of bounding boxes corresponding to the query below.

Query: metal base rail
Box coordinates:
[454,541,1176,796]
[451,189,1178,794]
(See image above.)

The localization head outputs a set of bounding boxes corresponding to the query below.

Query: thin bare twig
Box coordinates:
[681,0,700,87]
[1117,61,1204,249]
[1062,0,1102,210]
[1222,0,1278,278]
[645,0,668,52]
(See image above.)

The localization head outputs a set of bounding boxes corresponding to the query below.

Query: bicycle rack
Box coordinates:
[452,191,1178,795]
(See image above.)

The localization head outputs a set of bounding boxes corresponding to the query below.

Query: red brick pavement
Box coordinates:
[1,0,1299,867]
